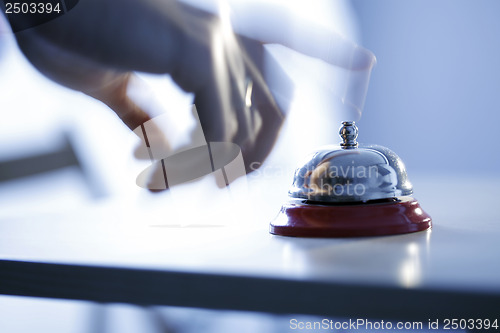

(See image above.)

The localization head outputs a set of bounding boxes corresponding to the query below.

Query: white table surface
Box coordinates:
[1,173,499,321]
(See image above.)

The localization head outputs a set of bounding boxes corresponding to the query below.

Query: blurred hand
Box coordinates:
[8,0,374,190]
[11,0,289,189]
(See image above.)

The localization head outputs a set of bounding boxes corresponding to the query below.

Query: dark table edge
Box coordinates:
[1,259,499,321]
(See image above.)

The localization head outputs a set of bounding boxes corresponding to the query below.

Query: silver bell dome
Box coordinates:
[289,121,413,203]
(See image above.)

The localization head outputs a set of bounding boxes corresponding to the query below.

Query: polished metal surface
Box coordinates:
[339,121,359,149]
[289,121,413,203]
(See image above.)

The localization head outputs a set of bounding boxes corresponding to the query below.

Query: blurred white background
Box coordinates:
[352,0,500,176]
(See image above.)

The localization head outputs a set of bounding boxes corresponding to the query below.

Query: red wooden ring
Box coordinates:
[270,197,432,237]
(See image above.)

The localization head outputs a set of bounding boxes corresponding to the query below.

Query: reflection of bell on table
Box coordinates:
[270,121,432,237]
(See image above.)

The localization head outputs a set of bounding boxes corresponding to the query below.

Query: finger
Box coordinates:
[226,1,375,118]
[191,58,237,144]
[16,31,153,131]
[240,70,285,174]
[227,1,376,70]
[235,36,287,172]
[85,73,152,131]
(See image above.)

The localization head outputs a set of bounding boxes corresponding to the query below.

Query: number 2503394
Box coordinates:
[5,2,61,14]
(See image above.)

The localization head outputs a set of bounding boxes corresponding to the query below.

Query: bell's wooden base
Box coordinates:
[270,197,432,238]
